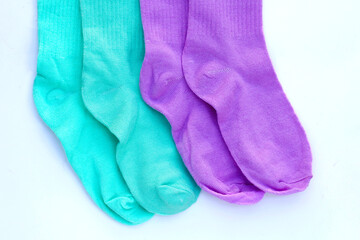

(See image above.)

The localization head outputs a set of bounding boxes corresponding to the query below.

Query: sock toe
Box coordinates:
[105,196,153,225]
[156,184,197,215]
[228,183,265,204]
[200,182,265,205]
[274,176,313,195]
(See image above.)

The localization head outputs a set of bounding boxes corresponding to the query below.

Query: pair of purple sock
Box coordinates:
[140,0,312,204]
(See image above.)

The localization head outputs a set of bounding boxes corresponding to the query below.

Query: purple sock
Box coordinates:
[139,0,264,204]
[182,0,312,194]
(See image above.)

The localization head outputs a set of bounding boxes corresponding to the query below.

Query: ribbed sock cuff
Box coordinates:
[80,0,144,51]
[37,0,82,56]
[189,0,262,38]
[140,0,188,43]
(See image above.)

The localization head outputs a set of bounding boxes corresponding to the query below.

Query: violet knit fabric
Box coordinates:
[182,0,313,194]
[139,0,264,204]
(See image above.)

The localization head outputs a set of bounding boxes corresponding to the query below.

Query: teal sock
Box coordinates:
[80,0,200,215]
[33,0,153,224]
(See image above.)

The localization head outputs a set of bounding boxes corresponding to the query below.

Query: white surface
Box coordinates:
[1,0,360,239]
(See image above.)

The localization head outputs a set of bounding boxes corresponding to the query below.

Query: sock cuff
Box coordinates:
[80,0,144,51]
[37,0,82,56]
[140,0,188,43]
[189,0,263,38]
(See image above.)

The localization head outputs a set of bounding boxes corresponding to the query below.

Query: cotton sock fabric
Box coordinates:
[182,0,312,194]
[80,0,200,215]
[139,0,264,204]
[33,0,153,224]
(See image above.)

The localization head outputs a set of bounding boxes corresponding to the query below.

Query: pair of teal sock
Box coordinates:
[33,0,200,225]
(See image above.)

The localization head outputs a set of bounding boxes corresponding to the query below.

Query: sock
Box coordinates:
[183,0,312,194]
[80,0,200,215]
[33,0,153,224]
[139,0,264,204]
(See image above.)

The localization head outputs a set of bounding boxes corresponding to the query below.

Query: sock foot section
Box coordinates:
[156,185,197,214]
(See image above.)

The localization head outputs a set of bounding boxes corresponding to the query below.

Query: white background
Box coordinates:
[1,0,360,239]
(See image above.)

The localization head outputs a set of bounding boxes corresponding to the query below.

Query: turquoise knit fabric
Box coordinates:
[80,0,200,215]
[33,0,153,224]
